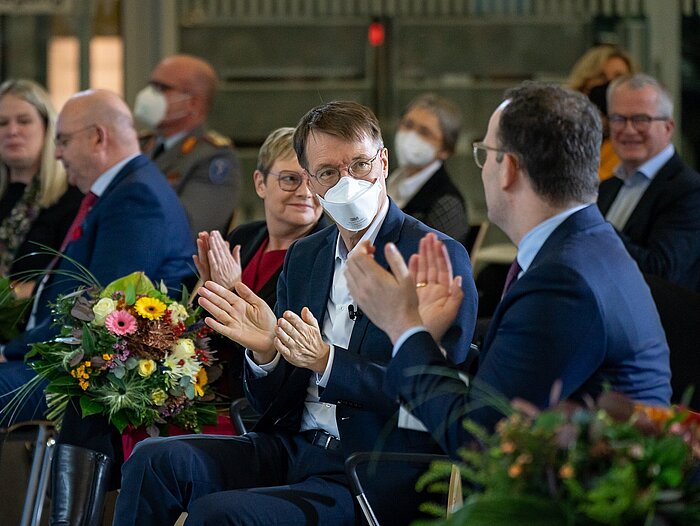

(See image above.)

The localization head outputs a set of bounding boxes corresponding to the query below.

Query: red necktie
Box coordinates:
[60,191,98,251]
[501,259,522,297]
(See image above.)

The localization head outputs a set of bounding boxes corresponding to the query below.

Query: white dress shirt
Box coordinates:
[247,197,390,439]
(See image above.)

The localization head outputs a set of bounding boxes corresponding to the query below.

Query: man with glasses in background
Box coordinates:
[597,73,700,292]
[114,100,478,526]
[135,54,241,237]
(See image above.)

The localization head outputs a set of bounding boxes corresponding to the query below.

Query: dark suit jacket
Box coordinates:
[245,201,477,520]
[401,165,469,245]
[386,205,672,458]
[218,217,328,398]
[5,155,195,359]
[597,153,700,292]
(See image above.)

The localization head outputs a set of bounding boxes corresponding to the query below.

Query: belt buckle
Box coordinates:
[322,433,333,449]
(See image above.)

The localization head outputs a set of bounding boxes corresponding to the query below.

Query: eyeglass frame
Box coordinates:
[608,113,670,132]
[306,148,383,187]
[472,141,506,169]
[54,124,96,149]
[266,170,310,192]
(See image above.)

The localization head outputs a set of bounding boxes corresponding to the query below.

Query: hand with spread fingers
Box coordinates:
[345,234,463,344]
[198,280,277,363]
[410,233,464,342]
[208,229,242,290]
[345,240,423,343]
[192,231,213,283]
[192,230,242,291]
[274,307,330,373]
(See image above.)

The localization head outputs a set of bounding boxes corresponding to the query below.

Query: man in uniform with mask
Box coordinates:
[113,100,478,526]
[134,54,241,237]
[387,93,469,245]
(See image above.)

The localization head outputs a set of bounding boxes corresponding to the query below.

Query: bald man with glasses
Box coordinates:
[597,73,700,292]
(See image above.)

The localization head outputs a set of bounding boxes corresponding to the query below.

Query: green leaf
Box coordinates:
[80,396,104,417]
[110,410,130,433]
[101,271,155,300]
[446,494,568,526]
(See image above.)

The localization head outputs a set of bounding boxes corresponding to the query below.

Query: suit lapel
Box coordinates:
[620,154,679,235]
[346,201,404,354]
[597,177,623,215]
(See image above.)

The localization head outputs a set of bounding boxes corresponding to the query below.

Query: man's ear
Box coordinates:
[501,152,520,190]
[253,170,266,199]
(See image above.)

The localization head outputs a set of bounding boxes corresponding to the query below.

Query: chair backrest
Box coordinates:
[644,274,700,408]
[345,451,460,525]
[228,397,259,435]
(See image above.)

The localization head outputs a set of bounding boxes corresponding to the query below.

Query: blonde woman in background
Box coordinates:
[567,45,637,181]
[0,79,82,298]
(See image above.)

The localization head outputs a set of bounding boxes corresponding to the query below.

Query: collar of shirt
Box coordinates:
[90,154,140,197]
[387,160,442,207]
[614,144,675,184]
[334,196,391,261]
[516,203,592,274]
[159,130,190,151]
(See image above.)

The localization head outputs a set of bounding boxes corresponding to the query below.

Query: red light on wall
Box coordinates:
[368,21,384,47]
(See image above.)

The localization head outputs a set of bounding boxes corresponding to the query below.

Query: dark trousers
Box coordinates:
[112,431,356,526]
[0,361,48,424]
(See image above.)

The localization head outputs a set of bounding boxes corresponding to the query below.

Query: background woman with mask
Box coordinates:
[387,93,469,245]
[0,79,82,299]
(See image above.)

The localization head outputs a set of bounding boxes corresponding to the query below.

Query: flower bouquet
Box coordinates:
[416,392,700,526]
[19,271,221,435]
[0,276,31,342]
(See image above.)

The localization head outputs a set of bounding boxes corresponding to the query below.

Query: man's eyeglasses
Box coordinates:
[268,171,309,192]
[307,148,382,187]
[472,141,506,169]
[54,124,96,149]
[608,114,669,132]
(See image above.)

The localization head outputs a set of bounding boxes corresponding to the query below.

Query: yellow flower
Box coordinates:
[102,353,113,361]
[559,464,575,479]
[151,388,167,406]
[134,297,167,320]
[137,359,157,377]
[501,440,516,454]
[194,368,208,397]
[508,464,522,478]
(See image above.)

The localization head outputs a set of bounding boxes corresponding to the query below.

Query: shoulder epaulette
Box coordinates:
[203,130,232,148]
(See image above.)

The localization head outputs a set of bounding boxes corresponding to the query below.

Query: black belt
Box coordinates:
[303,429,341,451]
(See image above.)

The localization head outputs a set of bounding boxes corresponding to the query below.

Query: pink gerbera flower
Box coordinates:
[105,310,138,336]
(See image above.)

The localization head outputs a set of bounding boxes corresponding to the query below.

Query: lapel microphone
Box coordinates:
[348,304,363,321]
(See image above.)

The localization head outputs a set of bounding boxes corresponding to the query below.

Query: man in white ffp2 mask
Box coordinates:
[113,100,478,526]
[134,54,241,238]
[387,93,470,245]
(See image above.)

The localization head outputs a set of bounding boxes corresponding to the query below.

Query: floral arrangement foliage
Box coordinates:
[24,271,220,434]
[0,276,31,342]
[417,392,700,526]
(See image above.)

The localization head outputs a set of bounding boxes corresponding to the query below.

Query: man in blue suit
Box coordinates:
[113,101,478,525]
[0,89,194,524]
[346,82,672,459]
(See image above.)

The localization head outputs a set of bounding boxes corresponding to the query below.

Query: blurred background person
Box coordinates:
[387,93,469,245]
[194,126,327,398]
[135,54,241,237]
[0,79,82,298]
[567,44,637,181]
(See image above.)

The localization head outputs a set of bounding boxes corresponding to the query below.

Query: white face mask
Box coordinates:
[134,85,168,129]
[394,130,438,167]
[317,176,383,232]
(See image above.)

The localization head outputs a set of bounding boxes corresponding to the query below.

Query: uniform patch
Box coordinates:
[181,136,198,155]
[208,157,231,184]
